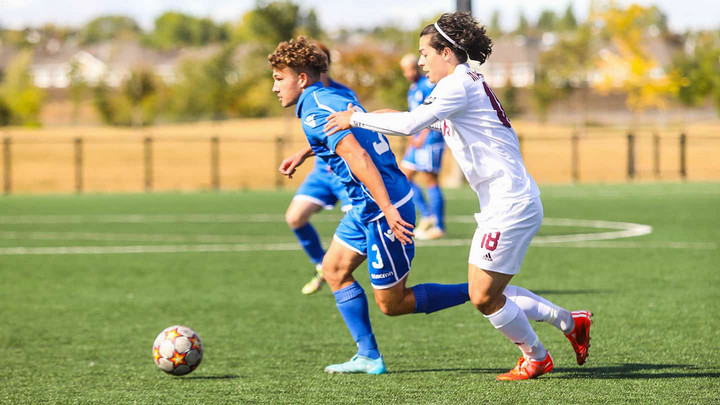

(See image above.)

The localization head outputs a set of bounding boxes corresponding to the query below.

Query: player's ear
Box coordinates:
[298,72,309,88]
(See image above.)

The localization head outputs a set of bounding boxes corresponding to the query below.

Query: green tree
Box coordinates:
[122,69,156,127]
[559,5,578,31]
[233,1,323,50]
[515,12,530,37]
[535,23,595,124]
[0,97,12,126]
[169,46,240,120]
[147,12,229,49]
[80,15,140,44]
[672,32,720,114]
[0,50,44,126]
[487,10,503,39]
[501,80,522,118]
[68,62,87,123]
[536,10,557,33]
[530,70,563,122]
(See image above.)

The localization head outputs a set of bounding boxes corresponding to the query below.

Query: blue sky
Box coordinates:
[1,0,717,32]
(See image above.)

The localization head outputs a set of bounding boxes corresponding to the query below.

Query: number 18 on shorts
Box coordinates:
[468,198,543,275]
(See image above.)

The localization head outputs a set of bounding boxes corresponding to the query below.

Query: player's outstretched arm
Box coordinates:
[325,104,438,137]
[335,134,414,244]
[279,146,314,179]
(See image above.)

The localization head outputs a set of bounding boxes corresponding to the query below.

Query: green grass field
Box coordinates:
[1,183,719,404]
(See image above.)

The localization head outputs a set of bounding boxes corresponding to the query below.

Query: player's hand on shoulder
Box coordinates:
[324,103,356,135]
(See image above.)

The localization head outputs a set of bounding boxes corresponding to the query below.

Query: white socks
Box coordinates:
[485,298,547,361]
[504,284,575,335]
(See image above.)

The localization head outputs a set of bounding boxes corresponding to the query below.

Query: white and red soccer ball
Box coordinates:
[152,325,203,376]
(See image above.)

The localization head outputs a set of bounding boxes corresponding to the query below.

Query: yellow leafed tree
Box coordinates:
[591,2,684,112]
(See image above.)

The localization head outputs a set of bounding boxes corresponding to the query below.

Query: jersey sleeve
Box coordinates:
[424,75,467,121]
[302,109,352,155]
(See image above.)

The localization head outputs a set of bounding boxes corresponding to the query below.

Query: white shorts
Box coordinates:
[468,197,543,275]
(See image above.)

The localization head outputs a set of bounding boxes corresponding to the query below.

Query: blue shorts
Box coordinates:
[333,202,416,289]
[401,142,444,174]
[295,168,352,212]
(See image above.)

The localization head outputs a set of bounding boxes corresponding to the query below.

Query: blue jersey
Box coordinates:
[407,76,443,145]
[296,81,411,223]
[313,79,359,174]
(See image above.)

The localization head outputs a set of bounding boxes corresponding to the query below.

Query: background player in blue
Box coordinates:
[269,36,469,374]
[400,54,446,240]
[284,42,356,295]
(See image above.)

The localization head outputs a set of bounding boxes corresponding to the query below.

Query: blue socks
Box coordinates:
[292,223,325,265]
[427,185,445,231]
[334,282,380,359]
[410,182,431,218]
[412,283,469,314]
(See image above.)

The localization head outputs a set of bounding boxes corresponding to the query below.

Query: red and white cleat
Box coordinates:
[566,310,593,365]
[496,352,554,381]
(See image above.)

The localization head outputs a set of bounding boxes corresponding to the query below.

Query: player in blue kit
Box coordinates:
[285,43,357,295]
[399,54,446,240]
[269,37,470,374]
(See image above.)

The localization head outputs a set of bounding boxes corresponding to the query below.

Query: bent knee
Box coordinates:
[374,297,406,316]
[285,211,304,229]
[469,290,503,314]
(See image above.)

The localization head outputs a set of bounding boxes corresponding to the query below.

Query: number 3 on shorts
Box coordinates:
[371,244,384,269]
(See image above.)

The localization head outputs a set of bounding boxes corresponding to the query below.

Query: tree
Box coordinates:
[122,69,156,127]
[530,70,564,122]
[487,10,502,39]
[536,10,557,33]
[0,50,44,126]
[233,1,324,50]
[535,23,595,124]
[592,4,682,114]
[515,12,530,37]
[559,5,578,31]
[147,12,229,49]
[672,31,720,114]
[68,62,88,124]
[169,46,241,120]
[80,15,140,44]
[501,80,522,118]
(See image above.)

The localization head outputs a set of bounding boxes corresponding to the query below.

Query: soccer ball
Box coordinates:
[152,325,203,376]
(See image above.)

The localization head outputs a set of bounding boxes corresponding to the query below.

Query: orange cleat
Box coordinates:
[565,310,593,365]
[496,352,554,381]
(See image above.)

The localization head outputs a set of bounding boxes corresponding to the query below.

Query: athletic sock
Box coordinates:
[410,182,431,218]
[426,185,445,231]
[503,285,575,334]
[334,282,380,359]
[412,283,469,314]
[292,223,325,265]
[485,298,548,361]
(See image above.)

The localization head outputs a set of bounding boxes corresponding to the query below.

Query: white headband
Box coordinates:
[434,22,463,50]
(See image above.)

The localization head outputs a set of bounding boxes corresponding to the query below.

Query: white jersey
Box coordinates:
[350,63,539,211]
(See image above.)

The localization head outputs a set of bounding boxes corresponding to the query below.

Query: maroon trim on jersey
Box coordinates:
[482,82,512,128]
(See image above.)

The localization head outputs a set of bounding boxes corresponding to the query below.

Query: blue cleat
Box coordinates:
[324,354,387,375]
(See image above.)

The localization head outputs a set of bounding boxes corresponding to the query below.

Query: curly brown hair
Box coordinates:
[268,36,328,79]
[420,12,492,64]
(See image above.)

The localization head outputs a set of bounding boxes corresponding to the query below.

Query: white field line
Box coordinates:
[0,231,278,244]
[0,214,713,255]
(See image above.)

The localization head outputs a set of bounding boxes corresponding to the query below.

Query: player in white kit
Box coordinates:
[325,12,592,380]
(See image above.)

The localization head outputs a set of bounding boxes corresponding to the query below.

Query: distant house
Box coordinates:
[473,36,542,88]
[25,40,222,89]
[471,33,678,90]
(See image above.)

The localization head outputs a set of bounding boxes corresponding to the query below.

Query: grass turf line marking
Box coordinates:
[0,231,280,243]
[1,216,715,255]
[0,240,714,256]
